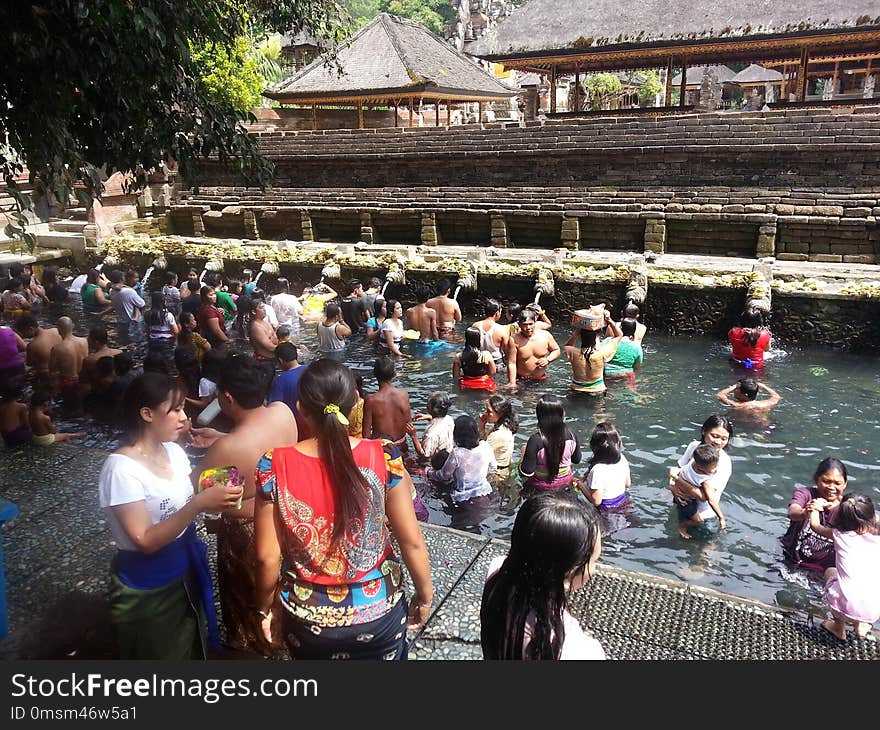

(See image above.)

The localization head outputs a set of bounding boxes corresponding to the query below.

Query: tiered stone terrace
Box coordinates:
[178,105,880,263]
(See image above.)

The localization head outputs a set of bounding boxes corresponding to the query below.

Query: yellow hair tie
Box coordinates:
[323,403,349,426]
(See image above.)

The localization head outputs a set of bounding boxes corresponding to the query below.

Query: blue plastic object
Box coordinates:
[0,499,18,639]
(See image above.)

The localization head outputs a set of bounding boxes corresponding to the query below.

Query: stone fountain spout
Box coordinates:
[533,267,555,305]
[625,254,649,306]
[254,261,279,288]
[746,259,773,316]
[453,262,478,300]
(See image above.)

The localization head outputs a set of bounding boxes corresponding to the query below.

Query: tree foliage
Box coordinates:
[345,0,455,35]
[0,1,350,249]
[638,70,663,104]
[192,37,265,114]
[583,73,622,109]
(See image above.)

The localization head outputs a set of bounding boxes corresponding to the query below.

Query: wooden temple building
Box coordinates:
[264,13,518,129]
[472,0,880,113]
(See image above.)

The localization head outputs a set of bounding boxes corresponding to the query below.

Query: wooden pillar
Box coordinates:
[435,100,440,126]
[478,101,483,123]
[394,102,399,127]
[446,102,451,126]
[549,66,557,113]
[574,69,580,112]
[665,58,674,107]
[408,97,414,128]
[797,48,810,101]
[357,101,364,129]
[678,62,687,106]
[311,104,317,130]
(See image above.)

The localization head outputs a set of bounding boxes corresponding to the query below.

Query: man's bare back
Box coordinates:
[406,303,438,340]
[363,383,411,445]
[199,402,297,519]
[27,328,61,374]
[81,345,122,387]
[426,294,461,330]
[51,336,88,378]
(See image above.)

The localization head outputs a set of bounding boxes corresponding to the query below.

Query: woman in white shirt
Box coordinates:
[98,372,241,659]
[583,422,631,510]
[481,492,605,660]
[410,392,455,459]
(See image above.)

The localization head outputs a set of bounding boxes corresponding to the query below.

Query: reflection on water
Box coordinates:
[30,292,880,614]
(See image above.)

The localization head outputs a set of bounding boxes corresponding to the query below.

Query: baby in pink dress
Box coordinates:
[809,493,880,640]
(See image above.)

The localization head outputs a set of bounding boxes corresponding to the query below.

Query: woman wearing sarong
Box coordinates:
[98,373,242,659]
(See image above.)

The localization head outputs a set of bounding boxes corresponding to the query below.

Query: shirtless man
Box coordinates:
[426,278,461,340]
[249,300,278,361]
[506,310,561,386]
[717,378,781,413]
[49,317,88,415]
[472,298,509,369]
[79,324,122,390]
[14,314,61,385]
[406,285,438,341]
[191,355,297,654]
[363,355,411,450]
[607,302,647,344]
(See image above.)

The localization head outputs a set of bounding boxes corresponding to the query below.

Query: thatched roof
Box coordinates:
[671,65,738,87]
[280,30,322,51]
[473,1,880,58]
[266,13,519,104]
[732,63,784,84]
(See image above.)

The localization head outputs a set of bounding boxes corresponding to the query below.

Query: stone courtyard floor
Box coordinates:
[1,443,878,660]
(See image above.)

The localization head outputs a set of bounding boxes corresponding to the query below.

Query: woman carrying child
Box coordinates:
[519,396,582,493]
[427,415,496,506]
[453,326,497,391]
[481,492,605,660]
[808,493,880,640]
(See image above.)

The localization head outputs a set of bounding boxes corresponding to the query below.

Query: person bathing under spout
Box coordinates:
[426,278,462,340]
[506,309,560,386]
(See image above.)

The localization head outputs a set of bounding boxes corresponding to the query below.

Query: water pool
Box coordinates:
[35,294,880,614]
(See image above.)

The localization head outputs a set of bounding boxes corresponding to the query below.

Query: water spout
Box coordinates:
[382,265,406,297]
[533,267,555,304]
[454,262,478,301]
[453,285,462,301]
[201,259,224,284]
[96,255,118,272]
[533,291,542,305]
[143,266,155,286]
[381,281,390,297]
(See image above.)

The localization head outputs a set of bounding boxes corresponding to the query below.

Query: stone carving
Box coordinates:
[822,77,834,101]
[625,254,648,306]
[864,75,876,99]
[698,68,722,111]
[745,260,773,315]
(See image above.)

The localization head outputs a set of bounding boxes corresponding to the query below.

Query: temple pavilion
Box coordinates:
[471,1,880,113]
[264,13,519,129]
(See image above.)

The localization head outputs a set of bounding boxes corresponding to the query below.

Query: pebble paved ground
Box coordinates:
[1,443,877,660]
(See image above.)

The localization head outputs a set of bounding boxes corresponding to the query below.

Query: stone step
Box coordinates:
[35,231,86,254]
[59,207,89,221]
[49,219,89,233]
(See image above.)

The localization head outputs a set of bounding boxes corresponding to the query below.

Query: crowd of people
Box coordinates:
[2,260,878,659]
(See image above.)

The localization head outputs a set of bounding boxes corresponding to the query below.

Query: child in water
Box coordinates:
[582,422,630,510]
[809,493,880,640]
[29,390,84,446]
[669,444,726,539]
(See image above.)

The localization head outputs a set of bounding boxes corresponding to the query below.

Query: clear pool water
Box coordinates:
[40,292,880,614]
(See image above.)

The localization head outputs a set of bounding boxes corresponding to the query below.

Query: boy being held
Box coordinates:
[669,444,726,539]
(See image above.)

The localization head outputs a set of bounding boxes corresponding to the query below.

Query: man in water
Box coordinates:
[363,355,412,451]
[249,300,278,362]
[49,316,88,415]
[192,355,297,655]
[110,269,145,345]
[267,342,307,438]
[426,278,462,340]
[471,298,509,370]
[361,277,382,321]
[617,302,647,344]
[506,310,560,386]
[340,278,367,334]
[79,324,122,390]
[716,378,781,414]
[406,285,439,343]
[14,314,61,387]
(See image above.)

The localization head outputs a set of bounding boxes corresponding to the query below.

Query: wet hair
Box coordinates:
[813,457,847,484]
[620,318,637,338]
[275,277,290,295]
[415,284,430,303]
[692,444,720,471]
[623,302,640,319]
[142,349,170,375]
[453,415,480,450]
[30,389,52,408]
[835,493,877,534]
[324,301,340,320]
[251,298,265,314]
[738,377,758,400]
[518,309,536,324]
[484,298,501,318]
[700,415,733,448]
[147,291,168,328]
[430,449,449,470]
[119,372,185,444]
[109,269,124,285]
[88,324,109,346]
[481,492,600,660]
[588,422,622,467]
[174,347,200,397]
[201,349,226,384]
[348,278,362,295]
[461,326,483,373]
[124,269,139,284]
[164,271,178,286]
[373,355,395,384]
[435,278,451,296]
[426,391,450,418]
[187,279,201,293]
[275,324,291,340]
[385,298,400,318]
[297,359,369,546]
[372,298,387,318]
[86,269,101,285]
[95,355,115,379]
[14,314,38,335]
[739,308,765,346]
[579,328,600,358]
[218,354,270,409]
[275,341,298,363]
[488,394,518,434]
[507,302,523,321]
[368,277,381,289]
[200,285,214,303]
[113,352,133,377]
[536,396,567,482]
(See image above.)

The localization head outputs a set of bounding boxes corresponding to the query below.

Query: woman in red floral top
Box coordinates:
[254,359,433,659]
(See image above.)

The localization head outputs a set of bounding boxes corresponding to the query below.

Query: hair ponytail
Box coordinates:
[536,396,566,482]
[297,360,369,546]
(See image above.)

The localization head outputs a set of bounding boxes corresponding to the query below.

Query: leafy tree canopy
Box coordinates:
[583,73,622,110]
[0,1,349,248]
[345,0,455,35]
[638,70,663,103]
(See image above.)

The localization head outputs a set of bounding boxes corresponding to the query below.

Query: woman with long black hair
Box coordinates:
[481,492,604,660]
[254,359,433,659]
[453,326,497,390]
[728,308,771,368]
[519,396,581,492]
[146,290,179,370]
